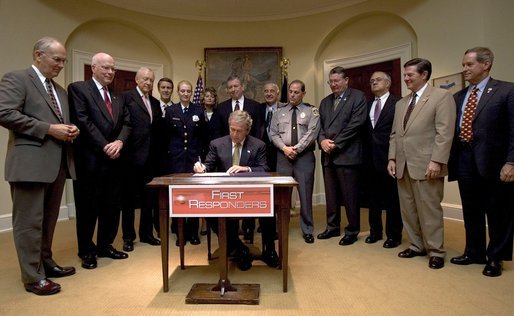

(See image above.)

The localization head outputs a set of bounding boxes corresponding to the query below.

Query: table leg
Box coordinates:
[211,218,236,296]
[277,187,290,292]
[178,218,185,269]
[159,188,170,292]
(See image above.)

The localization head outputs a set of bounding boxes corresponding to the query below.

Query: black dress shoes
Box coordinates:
[429,256,445,269]
[339,234,358,246]
[44,264,76,278]
[98,246,128,259]
[81,254,97,269]
[140,236,161,246]
[365,234,383,244]
[303,234,315,244]
[123,240,134,252]
[237,256,253,271]
[483,260,503,277]
[24,279,61,296]
[383,239,401,249]
[450,254,486,265]
[317,229,340,240]
[230,245,253,271]
[398,248,427,258]
[189,235,201,245]
[261,249,280,268]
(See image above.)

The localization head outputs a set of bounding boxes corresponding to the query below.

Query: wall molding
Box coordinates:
[1,200,463,232]
[0,206,72,233]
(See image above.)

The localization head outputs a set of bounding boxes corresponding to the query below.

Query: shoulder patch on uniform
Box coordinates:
[311,107,319,117]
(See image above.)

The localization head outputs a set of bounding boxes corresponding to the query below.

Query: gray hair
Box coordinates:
[32,37,59,60]
[229,110,253,131]
[465,47,494,66]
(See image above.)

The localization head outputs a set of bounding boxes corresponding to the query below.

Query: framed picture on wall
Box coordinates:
[432,72,465,94]
[204,47,282,103]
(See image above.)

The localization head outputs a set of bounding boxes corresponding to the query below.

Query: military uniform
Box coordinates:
[270,102,320,235]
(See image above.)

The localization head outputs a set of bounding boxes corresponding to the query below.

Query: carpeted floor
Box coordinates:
[0,207,513,316]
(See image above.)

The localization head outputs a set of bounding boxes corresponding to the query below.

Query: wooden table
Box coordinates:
[147,173,298,298]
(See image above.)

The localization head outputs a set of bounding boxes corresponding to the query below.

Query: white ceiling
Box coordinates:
[97,0,367,22]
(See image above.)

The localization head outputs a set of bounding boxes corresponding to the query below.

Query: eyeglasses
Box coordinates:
[100,65,116,73]
[369,77,385,84]
[327,80,342,85]
[41,52,67,64]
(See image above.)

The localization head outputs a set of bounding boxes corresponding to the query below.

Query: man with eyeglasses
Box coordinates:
[363,71,402,249]
[317,66,367,246]
[0,37,78,295]
[68,52,131,270]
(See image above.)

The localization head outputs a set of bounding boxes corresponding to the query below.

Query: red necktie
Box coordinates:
[460,87,478,141]
[103,86,113,118]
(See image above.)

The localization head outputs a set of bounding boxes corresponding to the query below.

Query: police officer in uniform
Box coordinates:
[270,80,320,244]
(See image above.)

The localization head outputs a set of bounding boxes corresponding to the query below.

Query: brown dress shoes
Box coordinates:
[24,279,61,296]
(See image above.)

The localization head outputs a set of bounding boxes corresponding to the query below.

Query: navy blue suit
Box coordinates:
[203,135,270,252]
[163,103,207,240]
[213,97,262,237]
[213,97,261,139]
[448,78,514,262]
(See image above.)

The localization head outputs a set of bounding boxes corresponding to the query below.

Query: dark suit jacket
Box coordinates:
[121,89,163,182]
[318,87,368,166]
[258,102,278,171]
[0,67,75,182]
[364,93,400,171]
[204,135,269,173]
[163,103,207,174]
[213,97,261,139]
[68,79,131,176]
[448,78,514,180]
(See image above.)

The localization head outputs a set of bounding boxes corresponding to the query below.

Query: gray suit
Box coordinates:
[0,67,75,283]
[318,88,367,235]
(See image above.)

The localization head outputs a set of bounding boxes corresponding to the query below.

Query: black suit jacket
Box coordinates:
[204,135,269,173]
[213,97,261,139]
[163,103,207,174]
[121,89,163,181]
[448,78,514,180]
[258,102,278,171]
[68,79,131,176]
[364,93,400,171]
[318,87,368,166]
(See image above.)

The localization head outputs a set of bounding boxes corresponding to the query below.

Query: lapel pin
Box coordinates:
[487,88,492,94]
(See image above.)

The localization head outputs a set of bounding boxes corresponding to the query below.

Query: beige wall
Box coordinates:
[1,0,513,223]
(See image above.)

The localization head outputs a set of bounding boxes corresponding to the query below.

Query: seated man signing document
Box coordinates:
[194,110,280,269]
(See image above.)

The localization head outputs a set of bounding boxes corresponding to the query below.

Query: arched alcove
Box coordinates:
[314,12,417,100]
[64,18,173,95]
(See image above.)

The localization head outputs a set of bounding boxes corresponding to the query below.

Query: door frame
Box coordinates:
[323,43,412,97]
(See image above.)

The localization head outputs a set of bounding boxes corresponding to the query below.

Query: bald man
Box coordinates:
[120,67,163,252]
[68,52,131,270]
